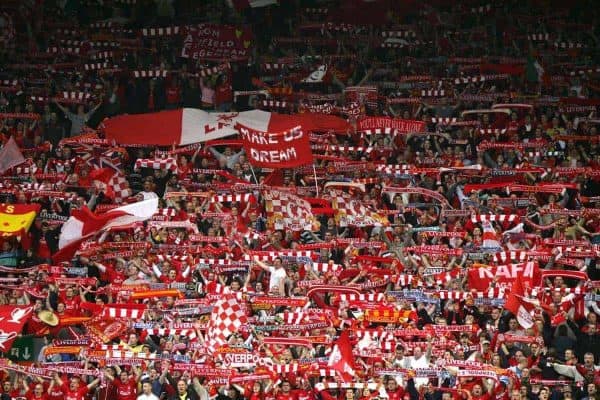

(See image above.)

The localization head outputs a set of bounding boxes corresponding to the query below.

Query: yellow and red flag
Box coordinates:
[0,203,41,237]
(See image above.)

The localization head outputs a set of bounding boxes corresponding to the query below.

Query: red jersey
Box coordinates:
[27,392,49,400]
[47,385,67,400]
[62,385,88,400]
[114,377,137,400]
[62,296,81,315]
[277,393,298,400]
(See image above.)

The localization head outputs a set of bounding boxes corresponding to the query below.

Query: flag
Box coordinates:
[328,330,356,382]
[53,198,158,262]
[0,203,40,237]
[227,0,278,10]
[236,123,313,168]
[505,277,535,329]
[302,65,329,83]
[89,168,131,203]
[264,190,316,231]
[103,109,350,146]
[481,220,501,249]
[467,261,540,291]
[0,136,25,174]
[330,190,389,227]
[206,294,248,354]
[0,306,33,352]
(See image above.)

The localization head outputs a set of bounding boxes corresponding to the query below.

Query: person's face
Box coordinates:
[414,347,422,358]
[177,380,187,394]
[387,380,397,391]
[588,384,597,395]
[128,334,138,345]
[584,354,594,365]
[34,384,44,396]
[565,349,574,360]
[472,385,482,396]
[509,319,518,330]
[281,382,291,393]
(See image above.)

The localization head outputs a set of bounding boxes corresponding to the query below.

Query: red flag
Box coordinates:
[236,123,313,168]
[505,277,535,329]
[206,294,248,354]
[0,306,33,352]
[53,198,158,262]
[328,331,356,382]
[89,168,131,203]
[467,261,540,291]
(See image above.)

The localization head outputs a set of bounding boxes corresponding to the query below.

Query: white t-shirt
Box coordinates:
[407,354,430,387]
[137,394,160,400]
[268,266,287,293]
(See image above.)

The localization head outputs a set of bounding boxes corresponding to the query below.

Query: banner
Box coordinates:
[0,306,33,353]
[181,24,253,59]
[467,262,540,291]
[236,123,313,168]
[357,116,426,133]
[0,203,41,237]
[264,190,316,231]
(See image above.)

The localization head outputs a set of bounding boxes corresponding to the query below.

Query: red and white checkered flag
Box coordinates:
[109,171,131,204]
[206,294,247,354]
[264,190,315,231]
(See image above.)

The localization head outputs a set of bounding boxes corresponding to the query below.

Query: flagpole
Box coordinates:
[313,164,319,196]
[249,164,259,185]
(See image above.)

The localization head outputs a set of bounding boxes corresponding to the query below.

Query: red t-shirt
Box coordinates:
[277,393,298,400]
[62,385,88,400]
[114,377,137,400]
[215,82,233,106]
[62,296,81,315]
[166,86,181,105]
[47,385,67,400]
[26,392,49,400]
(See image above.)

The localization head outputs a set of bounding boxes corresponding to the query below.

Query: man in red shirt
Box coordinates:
[24,383,48,400]
[276,381,298,400]
[46,373,66,400]
[60,286,81,316]
[53,376,100,400]
[385,378,406,400]
[107,367,139,400]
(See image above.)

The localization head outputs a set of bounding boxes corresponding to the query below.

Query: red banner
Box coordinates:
[181,24,253,59]
[357,116,426,133]
[236,123,313,168]
[467,262,540,291]
[0,306,33,352]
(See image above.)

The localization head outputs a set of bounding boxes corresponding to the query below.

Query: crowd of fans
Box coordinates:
[1,0,600,400]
